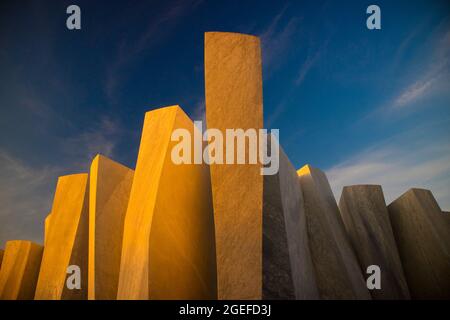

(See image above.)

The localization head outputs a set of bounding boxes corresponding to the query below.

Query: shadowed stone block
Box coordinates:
[263,145,319,299]
[205,31,263,299]
[117,106,217,300]
[44,213,52,246]
[0,249,3,269]
[35,173,89,300]
[339,185,410,299]
[388,188,450,299]
[89,155,134,300]
[0,240,43,300]
[297,165,370,299]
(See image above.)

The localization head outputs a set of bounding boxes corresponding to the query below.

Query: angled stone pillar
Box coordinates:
[205,31,263,300]
[89,155,134,300]
[35,173,89,300]
[263,144,319,299]
[388,188,450,299]
[44,213,52,246]
[297,165,370,299]
[0,240,43,300]
[117,106,217,300]
[339,185,410,299]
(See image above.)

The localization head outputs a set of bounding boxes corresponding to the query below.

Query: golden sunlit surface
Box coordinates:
[88,155,134,300]
[205,32,263,300]
[117,106,217,300]
[34,174,89,300]
[0,240,42,300]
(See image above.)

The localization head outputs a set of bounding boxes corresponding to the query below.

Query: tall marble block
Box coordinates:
[117,106,217,300]
[35,173,89,300]
[205,31,263,299]
[388,188,450,299]
[0,240,43,300]
[339,185,410,299]
[89,155,134,300]
[263,146,319,299]
[297,165,370,299]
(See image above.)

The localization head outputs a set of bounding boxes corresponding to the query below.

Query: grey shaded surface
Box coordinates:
[298,165,370,299]
[339,185,410,299]
[263,145,319,299]
[388,188,450,299]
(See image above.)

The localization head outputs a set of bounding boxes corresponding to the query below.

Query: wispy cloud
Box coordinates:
[105,0,204,102]
[0,115,124,247]
[392,77,436,108]
[376,24,450,115]
[326,124,450,210]
[0,150,62,246]
[294,40,328,87]
[259,5,301,76]
[61,116,123,170]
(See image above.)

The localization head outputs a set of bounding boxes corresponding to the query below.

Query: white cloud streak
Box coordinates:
[327,130,450,210]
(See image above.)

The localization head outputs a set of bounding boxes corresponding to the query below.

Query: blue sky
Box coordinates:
[0,0,449,246]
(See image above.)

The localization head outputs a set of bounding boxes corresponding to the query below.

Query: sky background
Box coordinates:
[0,0,449,246]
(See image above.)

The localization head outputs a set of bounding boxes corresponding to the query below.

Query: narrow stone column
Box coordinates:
[339,185,410,299]
[263,143,319,299]
[0,240,43,300]
[298,165,370,299]
[35,173,89,300]
[205,31,263,300]
[88,155,134,300]
[117,106,217,300]
[388,188,450,299]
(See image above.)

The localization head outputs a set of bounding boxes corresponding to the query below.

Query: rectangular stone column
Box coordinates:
[117,106,217,300]
[205,31,263,300]
[263,143,319,299]
[297,165,370,299]
[89,155,134,300]
[35,173,89,300]
[0,240,43,300]
[339,185,410,299]
[388,188,450,299]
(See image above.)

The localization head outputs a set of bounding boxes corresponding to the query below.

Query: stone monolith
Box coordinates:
[117,106,217,300]
[0,240,43,300]
[297,165,370,299]
[388,188,450,299]
[89,155,134,300]
[263,143,319,299]
[339,185,410,299]
[35,173,89,300]
[205,31,263,300]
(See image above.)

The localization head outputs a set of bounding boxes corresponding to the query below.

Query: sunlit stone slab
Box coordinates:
[263,145,319,299]
[44,213,52,246]
[117,106,217,300]
[205,31,263,300]
[297,165,370,299]
[0,240,43,300]
[35,173,89,300]
[388,188,450,299]
[339,185,410,299]
[88,155,133,300]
